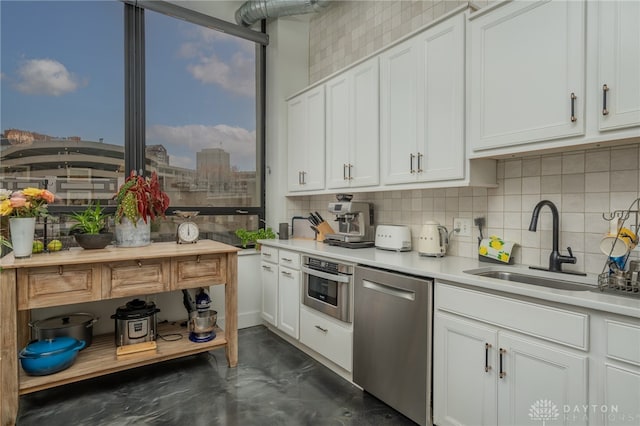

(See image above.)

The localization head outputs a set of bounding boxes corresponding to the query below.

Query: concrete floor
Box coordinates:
[17,326,416,425]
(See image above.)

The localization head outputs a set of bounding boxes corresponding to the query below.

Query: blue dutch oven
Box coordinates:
[19,337,85,376]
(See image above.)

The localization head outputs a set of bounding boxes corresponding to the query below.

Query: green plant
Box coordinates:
[235,227,276,248]
[68,202,111,234]
[115,171,170,225]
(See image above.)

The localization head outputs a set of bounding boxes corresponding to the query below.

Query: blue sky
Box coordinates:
[1,0,257,171]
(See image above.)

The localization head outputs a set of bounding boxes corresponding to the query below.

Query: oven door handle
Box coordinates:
[302,266,351,283]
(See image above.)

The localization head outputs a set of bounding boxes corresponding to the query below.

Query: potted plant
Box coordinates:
[0,187,55,258]
[114,171,170,247]
[68,202,113,249]
[235,227,276,250]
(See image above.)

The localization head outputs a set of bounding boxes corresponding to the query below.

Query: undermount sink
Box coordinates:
[464,269,594,292]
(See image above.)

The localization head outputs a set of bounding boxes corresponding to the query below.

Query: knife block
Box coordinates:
[316,221,335,242]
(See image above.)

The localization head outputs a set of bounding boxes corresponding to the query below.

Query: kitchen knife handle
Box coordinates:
[499,348,506,378]
[602,84,609,116]
[485,343,492,372]
[410,153,416,173]
[417,152,423,173]
[570,92,577,122]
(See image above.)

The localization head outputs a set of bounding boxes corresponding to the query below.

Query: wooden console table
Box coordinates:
[0,240,239,426]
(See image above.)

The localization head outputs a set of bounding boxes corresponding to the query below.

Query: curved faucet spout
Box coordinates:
[528,200,579,274]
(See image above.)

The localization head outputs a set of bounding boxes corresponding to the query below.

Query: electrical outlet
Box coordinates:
[453,218,472,237]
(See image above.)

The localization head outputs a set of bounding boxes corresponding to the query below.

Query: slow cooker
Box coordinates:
[111,299,160,346]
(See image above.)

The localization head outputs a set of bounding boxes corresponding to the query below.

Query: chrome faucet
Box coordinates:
[528,200,584,275]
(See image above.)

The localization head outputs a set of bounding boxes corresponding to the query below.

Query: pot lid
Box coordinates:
[111,298,159,319]
[22,336,81,356]
[32,313,95,330]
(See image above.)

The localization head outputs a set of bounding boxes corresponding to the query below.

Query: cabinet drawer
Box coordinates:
[436,282,588,350]
[171,254,227,290]
[17,264,102,310]
[300,306,352,371]
[261,246,278,263]
[279,250,300,269]
[102,259,170,299]
[606,319,640,366]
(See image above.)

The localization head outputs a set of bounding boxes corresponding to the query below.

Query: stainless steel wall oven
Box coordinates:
[302,255,353,323]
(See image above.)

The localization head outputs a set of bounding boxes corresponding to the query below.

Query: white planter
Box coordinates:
[9,217,36,258]
[115,216,151,247]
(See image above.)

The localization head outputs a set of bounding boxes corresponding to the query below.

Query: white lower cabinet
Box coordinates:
[434,282,589,426]
[278,265,300,339]
[299,305,353,372]
[260,247,300,339]
[260,249,278,327]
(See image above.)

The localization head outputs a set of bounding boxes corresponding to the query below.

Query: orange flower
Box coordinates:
[41,190,55,203]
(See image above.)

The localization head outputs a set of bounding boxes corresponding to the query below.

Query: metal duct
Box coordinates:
[235,0,330,27]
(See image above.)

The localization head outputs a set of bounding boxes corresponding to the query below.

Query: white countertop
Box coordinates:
[259,238,640,319]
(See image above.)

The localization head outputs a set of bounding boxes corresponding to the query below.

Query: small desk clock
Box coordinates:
[175,211,200,244]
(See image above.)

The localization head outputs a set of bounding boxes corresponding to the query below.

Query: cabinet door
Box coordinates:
[433,312,498,426]
[287,86,325,192]
[497,332,588,426]
[469,0,585,151]
[380,38,419,184]
[417,13,464,182]
[597,0,640,131]
[350,57,379,188]
[260,261,278,326]
[325,73,351,189]
[603,363,640,426]
[277,266,300,339]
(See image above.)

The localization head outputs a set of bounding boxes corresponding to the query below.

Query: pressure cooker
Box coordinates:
[111,299,160,346]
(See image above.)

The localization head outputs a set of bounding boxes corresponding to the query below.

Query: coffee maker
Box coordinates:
[325,202,374,244]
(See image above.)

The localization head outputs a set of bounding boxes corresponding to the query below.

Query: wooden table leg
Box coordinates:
[225,252,238,367]
[1,269,19,426]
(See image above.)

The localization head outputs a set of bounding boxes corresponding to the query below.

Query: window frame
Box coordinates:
[123,1,267,220]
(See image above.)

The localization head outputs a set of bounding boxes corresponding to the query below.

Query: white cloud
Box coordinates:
[14,59,85,96]
[180,25,255,97]
[147,124,256,170]
[187,52,255,97]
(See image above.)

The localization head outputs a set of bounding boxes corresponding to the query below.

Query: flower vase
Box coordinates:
[9,217,36,258]
[115,216,151,247]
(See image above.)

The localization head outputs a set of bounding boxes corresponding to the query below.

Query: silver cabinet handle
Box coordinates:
[281,270,292,277]
[301,171,306,185]
[410,153,416,173]
[314,325,328,333]
[343,164,348,180]
[417,152,423,173]
[298,171,302,185]
[348,164,353,180]
[570,92,577,122]
[262,252,272,257]
[281,257,292,262]
[262,265,272,271]
[602,84,609,116]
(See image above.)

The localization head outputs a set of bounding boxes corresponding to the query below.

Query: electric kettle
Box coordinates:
[419,220,449,257]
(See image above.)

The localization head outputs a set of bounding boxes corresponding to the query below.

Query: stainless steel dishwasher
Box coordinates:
[353,265,433,426]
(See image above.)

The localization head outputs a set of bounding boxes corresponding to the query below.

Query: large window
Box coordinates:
[1,1,266,246]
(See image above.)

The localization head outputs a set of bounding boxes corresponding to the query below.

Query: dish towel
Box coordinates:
[478,236,516,264]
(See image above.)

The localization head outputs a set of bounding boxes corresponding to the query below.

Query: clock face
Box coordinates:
[177,221,199,243]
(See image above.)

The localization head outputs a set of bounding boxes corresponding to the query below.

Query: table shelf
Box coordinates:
[19,322,227,395]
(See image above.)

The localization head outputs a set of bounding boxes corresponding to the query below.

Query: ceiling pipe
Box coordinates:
[235,0,330,27]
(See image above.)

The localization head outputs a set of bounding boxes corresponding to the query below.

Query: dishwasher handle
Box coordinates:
[362,279,416,301]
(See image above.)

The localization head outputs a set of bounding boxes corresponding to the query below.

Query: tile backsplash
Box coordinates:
[308,0,491,83]
[286,144,640,275]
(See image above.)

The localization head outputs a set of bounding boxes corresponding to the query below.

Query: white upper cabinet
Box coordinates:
[469,0,586,152]
[380,13,465,185]
[597,0,640,131]
[287,86,325,192]
[326,57,379,189]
